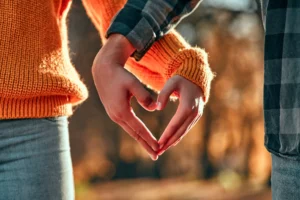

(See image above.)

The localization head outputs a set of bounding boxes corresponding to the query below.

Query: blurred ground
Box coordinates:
[76,179,271,200]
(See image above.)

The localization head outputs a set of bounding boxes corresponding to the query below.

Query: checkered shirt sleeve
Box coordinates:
[264,0,300,159]
[106,0,202,61]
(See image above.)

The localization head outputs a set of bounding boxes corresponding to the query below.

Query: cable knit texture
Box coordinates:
[82,0,214,101]
[0,0,88,119]
[0,0,213,119]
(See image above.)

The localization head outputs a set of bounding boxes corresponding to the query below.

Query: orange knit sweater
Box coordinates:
[0,0,213,119]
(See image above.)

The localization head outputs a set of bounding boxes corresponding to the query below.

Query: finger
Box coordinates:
[162,114,195,151]
[125,109,159,152]
[157,114,195,156]
[118,120,158,160]
[187,113,202,132]
[158,114,201,156]
[160,111,202,154]
[158,89,204,148]
[130,79,156,111]
[158,103,191,149]
[172,139,181,147]
[156,77,178,110]
[158,136,181,156]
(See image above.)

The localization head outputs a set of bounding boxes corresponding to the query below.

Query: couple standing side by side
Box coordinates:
[0,0,299,200]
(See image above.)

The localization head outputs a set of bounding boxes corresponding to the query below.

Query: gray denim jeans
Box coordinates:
[0,117,74,200]
[271,154,300,200]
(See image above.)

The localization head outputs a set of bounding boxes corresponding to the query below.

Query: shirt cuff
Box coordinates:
[106,5,158,61]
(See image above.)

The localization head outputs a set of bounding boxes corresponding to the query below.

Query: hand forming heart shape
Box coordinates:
[130,75,205,160]
[92,37,205,160]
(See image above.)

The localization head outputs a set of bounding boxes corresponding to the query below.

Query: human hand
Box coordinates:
[92,34,159,160]
[156,75,205,156]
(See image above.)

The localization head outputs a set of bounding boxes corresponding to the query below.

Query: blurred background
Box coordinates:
[68,0,270,199]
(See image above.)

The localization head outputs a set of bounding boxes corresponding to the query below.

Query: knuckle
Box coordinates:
[134,134,141,142]
[134,129,140,136]
[136,130,145,139]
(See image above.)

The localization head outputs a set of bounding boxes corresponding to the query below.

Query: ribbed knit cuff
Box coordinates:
[165,48,214,103]
[0,96,73,119]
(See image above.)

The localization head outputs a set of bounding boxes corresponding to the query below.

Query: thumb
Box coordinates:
[157,77,179,111]
[130,79,156,111]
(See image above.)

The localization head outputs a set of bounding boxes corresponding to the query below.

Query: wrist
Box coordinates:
[102,34,136,65]
[165,48,214,103]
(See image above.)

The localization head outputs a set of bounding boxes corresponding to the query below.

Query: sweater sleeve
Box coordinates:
[82,0,214,102]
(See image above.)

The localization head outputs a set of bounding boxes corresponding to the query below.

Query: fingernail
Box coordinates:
[151,155,158,161]
[156,102,162,110]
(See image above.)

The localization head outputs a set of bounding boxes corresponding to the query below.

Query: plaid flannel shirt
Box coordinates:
[107,0,300,159]
[264,0,300,160]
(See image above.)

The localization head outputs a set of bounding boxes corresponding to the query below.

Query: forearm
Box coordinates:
[94,34,135,67]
